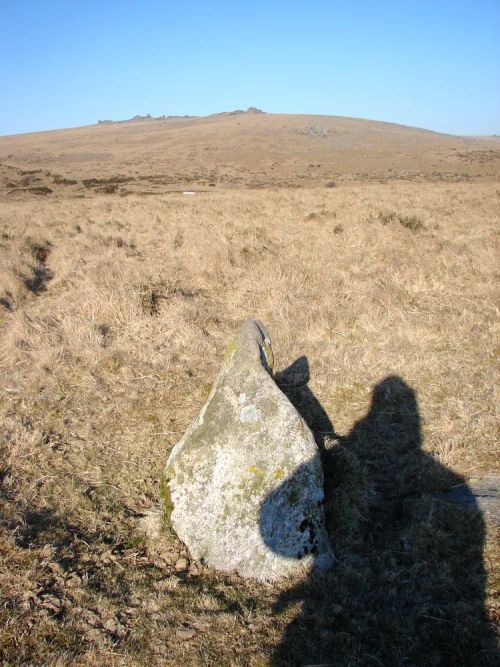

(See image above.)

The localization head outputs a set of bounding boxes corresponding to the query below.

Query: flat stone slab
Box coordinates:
[164,320,333,581]
[436,474,500,525]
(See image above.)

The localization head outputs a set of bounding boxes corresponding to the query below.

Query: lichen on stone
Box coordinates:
[159,473,174,525]
[224,339,237,360]
[261,342,274,372]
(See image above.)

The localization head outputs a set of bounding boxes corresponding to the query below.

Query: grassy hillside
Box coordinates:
[1,111,499,194]
[0,115,498,665]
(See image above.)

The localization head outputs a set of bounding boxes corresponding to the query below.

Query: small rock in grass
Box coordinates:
[175,556,189,571]
[176,627,196,640]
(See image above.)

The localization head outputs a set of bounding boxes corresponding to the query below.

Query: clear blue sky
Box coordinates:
[1,0,499,136]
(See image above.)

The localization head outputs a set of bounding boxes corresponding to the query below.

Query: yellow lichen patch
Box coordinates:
[248,465,265,480]
[274,468,285,480]
[239,466,267,497]
[262,342,274,371]
[224,339,237,360]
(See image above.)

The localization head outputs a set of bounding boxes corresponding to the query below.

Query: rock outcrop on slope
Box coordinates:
[163,320,333,581]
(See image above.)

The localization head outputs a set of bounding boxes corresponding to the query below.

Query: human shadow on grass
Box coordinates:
[265,362,498,667]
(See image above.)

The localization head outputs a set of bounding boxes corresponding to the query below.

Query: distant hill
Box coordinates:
[1,111,499,194]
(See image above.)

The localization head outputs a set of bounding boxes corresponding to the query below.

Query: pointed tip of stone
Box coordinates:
[236,319,274,373]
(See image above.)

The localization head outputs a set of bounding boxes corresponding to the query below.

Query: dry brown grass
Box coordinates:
[0,181,499,665]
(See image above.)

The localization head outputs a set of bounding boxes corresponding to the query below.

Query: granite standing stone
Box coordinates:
[163,320,333,581]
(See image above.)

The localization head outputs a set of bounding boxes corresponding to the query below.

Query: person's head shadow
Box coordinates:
[264,360,498,666]
[275,356,336,452]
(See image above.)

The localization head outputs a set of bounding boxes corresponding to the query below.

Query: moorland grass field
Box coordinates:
[0,114,499,665]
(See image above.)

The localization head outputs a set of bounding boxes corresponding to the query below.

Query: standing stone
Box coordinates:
[163,320,333,581]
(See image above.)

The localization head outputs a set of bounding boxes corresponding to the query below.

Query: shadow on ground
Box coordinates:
[269,359,498,667]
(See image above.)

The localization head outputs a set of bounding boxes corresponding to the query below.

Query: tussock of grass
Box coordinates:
[372,210,425,230]
[52,175,78,186]
[0,182,498,665]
